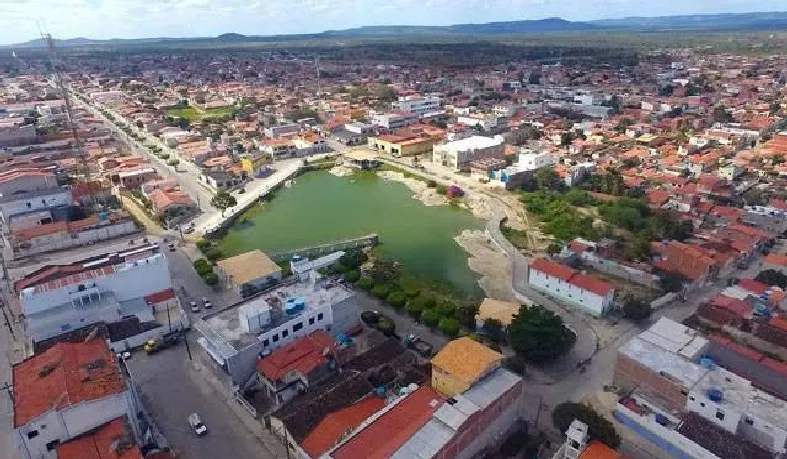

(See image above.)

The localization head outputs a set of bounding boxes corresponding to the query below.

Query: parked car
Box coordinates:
[404,333,434,358]
[188,413,208,436]
[183,224,195,234]
[190,301,200,313]
[203,297,212,309]
[168,243,176,252]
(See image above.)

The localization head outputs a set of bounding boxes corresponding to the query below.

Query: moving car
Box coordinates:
[202,297,212,309]
[188,413,208,436]
[168,243,176,252]
[190,300,200,313]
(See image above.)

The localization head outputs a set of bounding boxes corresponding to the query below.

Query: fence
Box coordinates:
[582,255,660,289]
[268,234,379,262]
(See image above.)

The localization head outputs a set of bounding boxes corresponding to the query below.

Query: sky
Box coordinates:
[0,0,784,44]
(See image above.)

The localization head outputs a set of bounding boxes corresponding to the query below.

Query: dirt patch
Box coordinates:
[455,229,514,301]
[328,165,355,177]
[378,170,449,206]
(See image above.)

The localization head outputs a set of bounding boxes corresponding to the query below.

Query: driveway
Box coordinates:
[125,337,279,459]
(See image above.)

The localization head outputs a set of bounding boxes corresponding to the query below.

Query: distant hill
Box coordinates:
[590,11,787,31]
[7,11,787,48]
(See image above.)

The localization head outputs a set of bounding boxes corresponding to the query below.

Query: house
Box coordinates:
[555,420,623,459]
[255,331,338,405]
[430,337,502,397]
[432,135,505,171]
[55,417,143,459]
[367,133,439,158]
[527,258,615,316]
[214,250,282,296]
[148,186,197,222]
[300,396,386,458]
[474,298,520,331]
[13,340,141,459]
[371,112,418,130]
[343,150,381,170]
[391,95,442,116]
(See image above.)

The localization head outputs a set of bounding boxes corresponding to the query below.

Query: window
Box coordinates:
[262,339,270,347]
[282,330,288,338]
[272,334,279,343]
[45,440,60,451]
[309,317,315,325]
[27,430,39,439]
[745,418,754,426]
[317,313,324,321]
[293,323,303,332]
[700,402,705,408]
[716,410,725,421]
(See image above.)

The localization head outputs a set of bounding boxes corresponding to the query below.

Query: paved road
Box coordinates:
[0,306,22,459]
[125,339,276,459]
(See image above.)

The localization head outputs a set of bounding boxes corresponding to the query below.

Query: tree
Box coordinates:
[202,272,219,286]
[193,259,212,276]
[339,249,368,269]
[614,117,634,133]
[438,317,461,337]
[368,258,402,285]
[357,277,374,290]
[374,85,397,102]
[210,191,237,216]
[560,132,574,148]
[435,300,456,318]
[371,284,391,300]
[508,305,575,363]
[421,309,440,328]
[622,295,652,321]
[343,270,361,284]
[387,291,407,308]
[483,318,505,343]
[660,273,686,293]
[455,300,480,329]
[756,269,787,289]
[712,105,734,124]
[535,167,563,191]
[407,295,435,319]
[553,402,620,448]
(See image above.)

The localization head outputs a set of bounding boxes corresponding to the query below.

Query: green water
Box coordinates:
[217,171,483,296]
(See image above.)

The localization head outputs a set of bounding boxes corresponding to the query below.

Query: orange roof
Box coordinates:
[530,258,575,282]
[332,387,444,459]
[56,417,142,459]
[13,340,126,427]
[256,331,336,382]
[301,396,386,457]
[764,253,787,267]
[144,288,177,304]
[579,441,623,459]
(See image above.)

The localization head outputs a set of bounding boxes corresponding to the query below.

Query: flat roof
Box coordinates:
[618,336,709,389]
[215,250,281,285]
[343,150,379,161]
[430,337,502,385]
[693,367,787,427]
[203,278,354,350]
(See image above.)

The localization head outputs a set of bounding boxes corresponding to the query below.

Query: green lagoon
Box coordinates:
[217,171,484,296]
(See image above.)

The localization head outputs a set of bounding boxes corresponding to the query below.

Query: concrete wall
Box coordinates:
[0,189,71,220]
[613,353,688,411]
[13,219,138,259]
[582,254,660,289]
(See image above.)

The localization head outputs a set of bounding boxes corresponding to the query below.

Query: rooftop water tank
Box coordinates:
[294,297,306,312]
[284,297,298,315]
[707,389,723,402]
[699,357,715,369]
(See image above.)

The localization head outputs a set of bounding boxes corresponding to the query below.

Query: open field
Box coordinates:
[166,106,236,121]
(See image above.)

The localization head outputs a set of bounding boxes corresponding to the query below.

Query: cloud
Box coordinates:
[0,0,784,44]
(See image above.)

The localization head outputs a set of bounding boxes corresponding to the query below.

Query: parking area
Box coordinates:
[125,336,278,459]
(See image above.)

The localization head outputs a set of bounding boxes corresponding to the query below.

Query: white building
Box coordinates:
[391,95,442,116]
[0,187,71,224]
[264,123,300,138]
[686,365,787,454]
[371,112,418,130]
[18,247,173,343]
[196,256,360,386]
[432,135,505,171]
[456,114,507,132]
[13,340,141,459]
[527,258,615,316]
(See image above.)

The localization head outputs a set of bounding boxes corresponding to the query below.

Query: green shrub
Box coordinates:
[426,179,437,188]
[387,291,407,308]
[421,309,440,328]
[436,300,456,318]
[333,263,350,274]
[196,239,213,252]
[193,259,213,276]
[438,317,461,337]
[202,272,219,286]
[204,248,223,262]
[412,294,436,310]
[357,278,374,290]
[436,184,448,195]
[406,299,425,319]
[344,270,361,283]
[371,284,391,299]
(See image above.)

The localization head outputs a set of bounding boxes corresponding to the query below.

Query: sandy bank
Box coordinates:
[455,229,514,301]
[377,170,449,207]
[328,165,355,177]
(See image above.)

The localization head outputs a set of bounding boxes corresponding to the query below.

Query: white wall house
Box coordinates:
[0,188,71,222]
[13,341,141,459]
[391,95,442,116]
[527,258,615,316]
[432,135,505,171]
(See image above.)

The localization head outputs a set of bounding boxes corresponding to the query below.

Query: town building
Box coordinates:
[15,245,174,345]
[391,95,443,116]
[215,250,283,296]
[367,133,439,158]
[195,259,360,386]
[527,258,615,316]
[474,298,520,332]
[371,112,418,130]
[343,150,381,170]
[13,339,142,459]
[55,417,144,459]
[430,336,503,397]
[432,135,505,171]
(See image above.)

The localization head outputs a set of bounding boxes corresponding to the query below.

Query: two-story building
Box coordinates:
[527,258,615,316]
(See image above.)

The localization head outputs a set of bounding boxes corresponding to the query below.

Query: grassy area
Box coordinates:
[165,105,237,122]
[501,225,530,249]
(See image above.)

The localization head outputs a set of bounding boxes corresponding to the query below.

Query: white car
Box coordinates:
[188,413,208,436]
[190,301,200,313]
[202,297,212,309]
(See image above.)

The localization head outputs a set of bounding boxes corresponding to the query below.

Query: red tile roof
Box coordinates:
[256,331,336,382]
[13,340,125,427]
[579,441,624,459]
[301,396,386,458]
[530,258,574,282]
[738,279,770,295]
[332,386,444,459]
[144,288,177,304]
[56,417,142,459]
[764,253,787,267]
[570,273,614,296]
[709,295,753,318]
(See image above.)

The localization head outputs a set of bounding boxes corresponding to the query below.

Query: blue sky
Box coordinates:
[1,0,784,44]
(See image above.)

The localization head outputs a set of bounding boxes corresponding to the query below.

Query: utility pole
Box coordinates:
[0,382,13,404]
